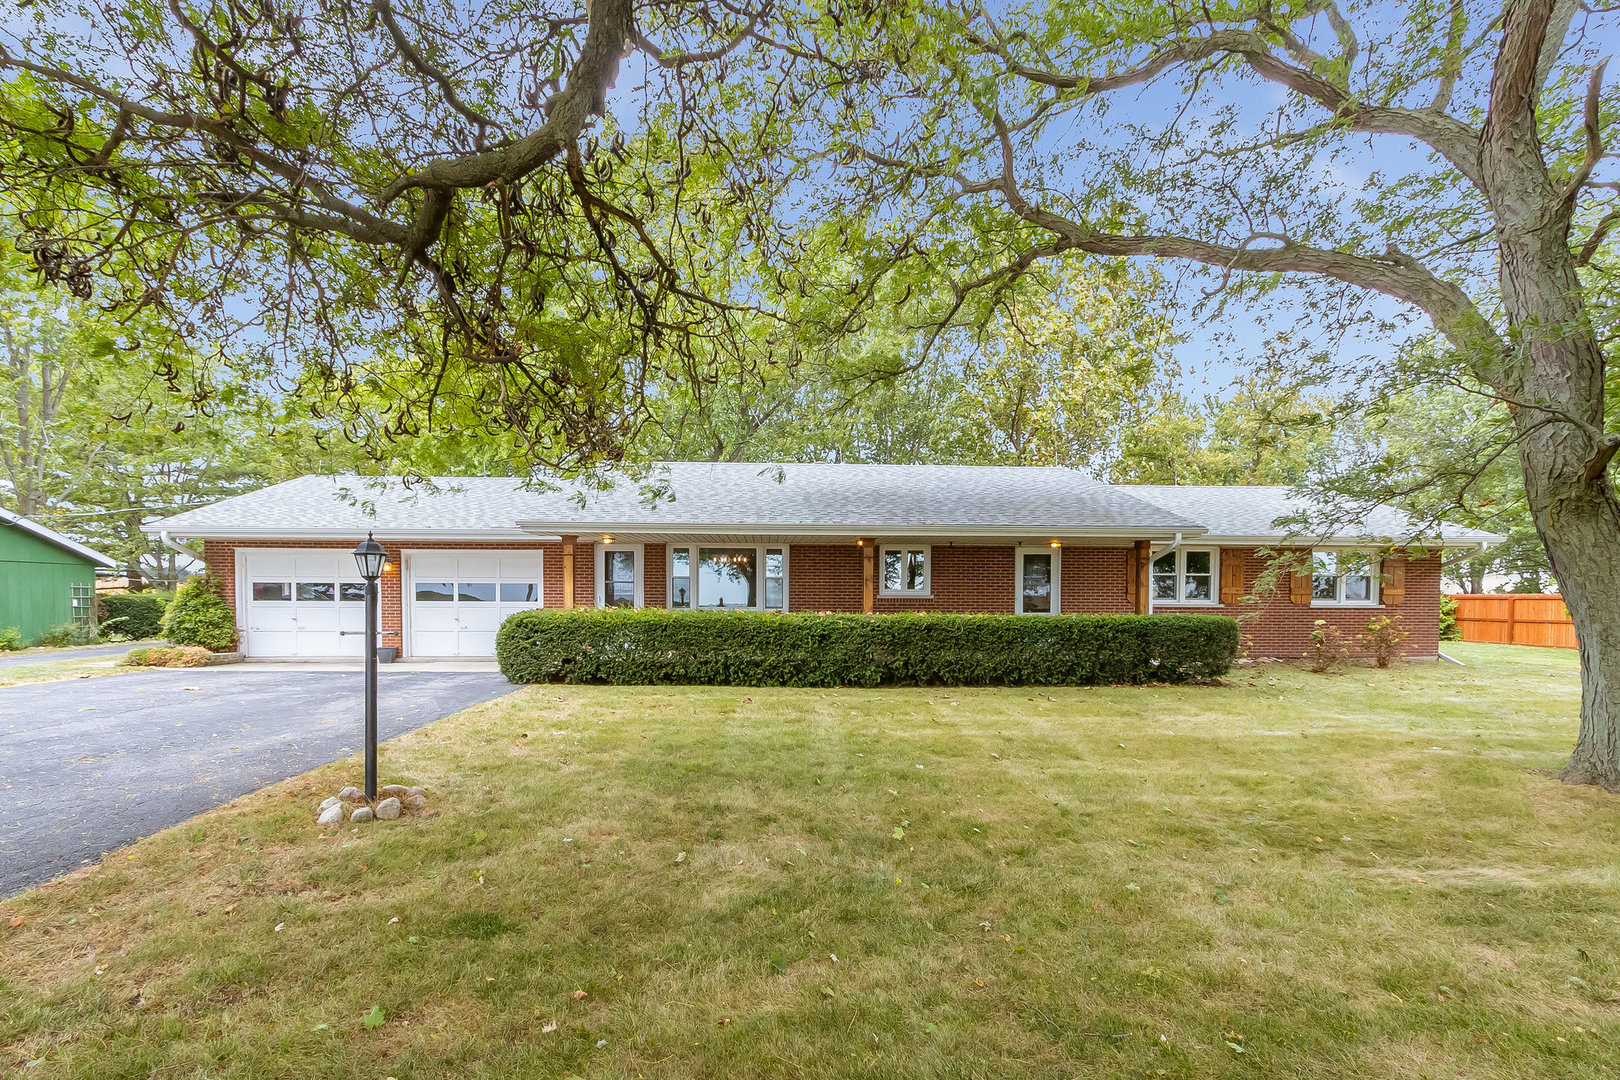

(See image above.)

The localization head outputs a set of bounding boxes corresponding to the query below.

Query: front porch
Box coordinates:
[553,535,1175,617]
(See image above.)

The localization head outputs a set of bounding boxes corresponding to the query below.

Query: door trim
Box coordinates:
[593,542,645,608]
[1015,545,1062,615]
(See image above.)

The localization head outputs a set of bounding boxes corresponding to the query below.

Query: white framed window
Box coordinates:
[1311,550,1379,605]
[667,544,787,611]
[879,545,930,596]
[594,542,645,608]
[1150,548,1219,605]
[1016,547,1060,614]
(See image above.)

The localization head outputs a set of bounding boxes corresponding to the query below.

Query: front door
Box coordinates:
[595,543,644,608]
[1016,547,1060,614]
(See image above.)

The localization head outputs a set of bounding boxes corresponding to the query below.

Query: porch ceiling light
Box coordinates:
[602,534,614,544]
[1049,540,1062,549]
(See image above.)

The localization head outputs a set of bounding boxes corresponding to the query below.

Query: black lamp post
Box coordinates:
[352,533,387,802]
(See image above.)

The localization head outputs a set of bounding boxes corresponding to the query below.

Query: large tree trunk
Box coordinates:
[1478,2,1619,788]
[1517,416,1620,791]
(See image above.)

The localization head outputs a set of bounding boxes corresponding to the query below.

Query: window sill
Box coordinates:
[1155,601,1222,608]
[1311,602,1383,609]
[878,592,933,600]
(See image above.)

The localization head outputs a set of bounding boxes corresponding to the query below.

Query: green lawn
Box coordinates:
[4,643,1615,1079]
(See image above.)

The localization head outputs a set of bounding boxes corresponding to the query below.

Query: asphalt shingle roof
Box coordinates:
[1121,485,1502,545]
[141,467,1500,547]
[144,464,1198,538]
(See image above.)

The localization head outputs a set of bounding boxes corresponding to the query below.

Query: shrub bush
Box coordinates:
[162,573,237,652]
[38,622,95,648]
[121,644,214,668]
[99,591,172,640]
[1307,619,1349,673]
[1439,595,1460,641]
[496,609,1239,687]
[1358,614,1410,669]
[0,626,22,651]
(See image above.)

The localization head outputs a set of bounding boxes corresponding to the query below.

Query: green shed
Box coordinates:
[1,507,116,646]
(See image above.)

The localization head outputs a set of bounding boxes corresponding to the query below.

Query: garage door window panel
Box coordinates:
[296,582,335,602]
[252,582,291,602]
[458,582,498,602]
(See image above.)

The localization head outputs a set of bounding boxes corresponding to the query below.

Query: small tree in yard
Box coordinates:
[162,573,236,653]
[1359,616,1411,670]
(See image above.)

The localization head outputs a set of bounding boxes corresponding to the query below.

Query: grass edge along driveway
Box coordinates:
[2,643,1615,1079]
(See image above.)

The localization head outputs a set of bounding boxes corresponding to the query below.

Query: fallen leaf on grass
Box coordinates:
[572,989,588,1000]
[8,916,23,928]
[542,1021,558,1033]
[362,1005,386,1029]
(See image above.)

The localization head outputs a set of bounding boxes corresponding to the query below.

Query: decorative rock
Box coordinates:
[350,806,375,824]
[379,784,410,798]
[374,797,402,820]
[316,803,343,826]
[337,786,367,804]
[405,786,426,799]
[403,794,427,810]
[318,796,341,812]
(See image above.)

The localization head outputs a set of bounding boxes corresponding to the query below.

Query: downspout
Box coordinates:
[1146,532,1183,615]
[159,530,205,564]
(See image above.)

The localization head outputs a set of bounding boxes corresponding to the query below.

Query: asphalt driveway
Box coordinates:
[0,667,516,896]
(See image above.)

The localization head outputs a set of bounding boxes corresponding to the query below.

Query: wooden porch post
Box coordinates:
[1134,539,1152,615]
[861,539,875,614]
[562,536,575,609]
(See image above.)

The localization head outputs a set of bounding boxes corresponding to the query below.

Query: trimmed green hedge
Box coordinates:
[99,592,172,639]
[496,609,1239,687]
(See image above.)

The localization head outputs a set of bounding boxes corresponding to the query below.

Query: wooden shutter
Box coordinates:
[1382,555,1406,606]
[1289,562,1313,605]
[1126,545,1138,608]
[1219,551,1243,605]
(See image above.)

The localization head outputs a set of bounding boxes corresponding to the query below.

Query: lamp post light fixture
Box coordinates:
[352,532,386,802]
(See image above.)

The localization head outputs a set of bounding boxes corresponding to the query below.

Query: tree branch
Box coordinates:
[377,0,635,202]
[372,0,502,137]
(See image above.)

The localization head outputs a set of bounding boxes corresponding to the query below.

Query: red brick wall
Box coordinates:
[643,542,666,609]
[1061,546,1133,614]
[203,538,563,652]
[204,538,1441,659]
[1152,547,1442,658]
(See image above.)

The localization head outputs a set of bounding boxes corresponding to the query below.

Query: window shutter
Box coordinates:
[1383,556,1406,606]
[1289,564,1313,605]
[1126,546,1138,608]
[1219,552,1243,605]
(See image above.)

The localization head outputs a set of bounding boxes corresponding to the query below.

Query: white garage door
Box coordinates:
[408,552,543,658]
[241,550,367,658]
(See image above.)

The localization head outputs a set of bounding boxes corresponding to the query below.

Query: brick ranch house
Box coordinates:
[143,463,1499,662]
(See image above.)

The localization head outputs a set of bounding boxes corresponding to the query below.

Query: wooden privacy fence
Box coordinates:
[1449,594,1577,649]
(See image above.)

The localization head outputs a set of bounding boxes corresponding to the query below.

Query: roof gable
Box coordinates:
[0,507,117,567]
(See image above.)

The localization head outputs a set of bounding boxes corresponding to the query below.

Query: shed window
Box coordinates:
[70,584,95,628]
